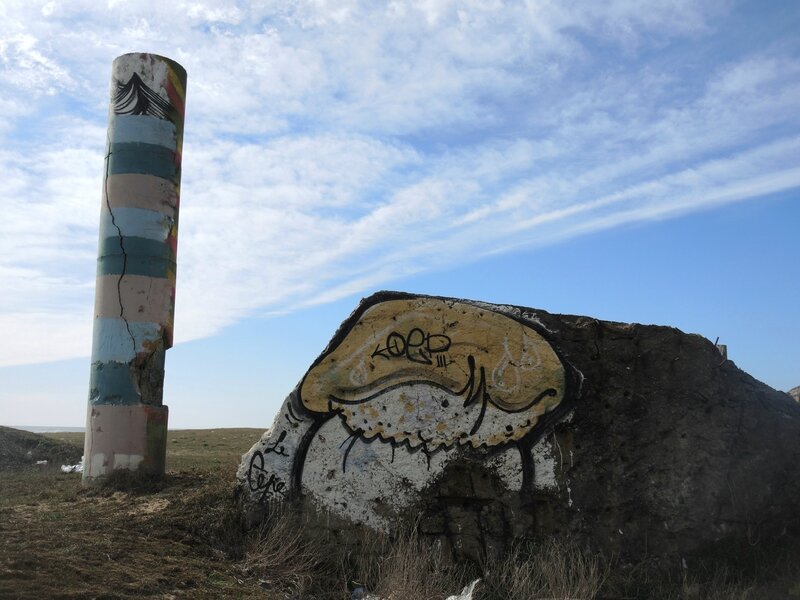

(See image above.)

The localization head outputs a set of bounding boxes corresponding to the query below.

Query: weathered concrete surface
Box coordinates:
[238,291,800,563]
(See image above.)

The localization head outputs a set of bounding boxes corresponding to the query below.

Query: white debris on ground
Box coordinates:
[351,579,481,600]
[35,460,48,465]
[446,579,481,600]
[61,457,84,473]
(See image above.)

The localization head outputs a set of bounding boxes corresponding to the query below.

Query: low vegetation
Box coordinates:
[0,427,796,599]
[0,426,82,472]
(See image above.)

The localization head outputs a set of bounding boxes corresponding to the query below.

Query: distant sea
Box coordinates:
[12,426,85,433]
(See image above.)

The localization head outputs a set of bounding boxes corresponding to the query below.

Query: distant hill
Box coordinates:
[14,426,85,433]
[0,426,82,471]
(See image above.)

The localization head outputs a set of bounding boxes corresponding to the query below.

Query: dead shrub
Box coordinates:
[242,505,336,598]
[480,538,607,600]
[365,527,473,600]
[672,567,754,600]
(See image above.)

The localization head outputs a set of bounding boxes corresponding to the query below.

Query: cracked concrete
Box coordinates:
[104,144,137,358]
[84,52,186,481]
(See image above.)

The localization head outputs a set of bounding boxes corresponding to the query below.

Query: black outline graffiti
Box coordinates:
[285,402,304,426]
[339,431,361,473]
[114,73,173,120]
[327,354,557,449]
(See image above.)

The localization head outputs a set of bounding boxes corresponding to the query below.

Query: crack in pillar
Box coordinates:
[103,144,136,358]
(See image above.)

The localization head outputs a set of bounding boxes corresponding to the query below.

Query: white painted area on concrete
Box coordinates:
[113,453,144,470]
[243,402,537,529]
[531,437,558,490]
[485,446,523,492]
[90,452,106,475]
[237,395,310,503]
[241,392,568,528]
[302,416,451,531]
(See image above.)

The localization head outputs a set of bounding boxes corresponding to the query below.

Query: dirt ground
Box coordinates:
[0,428,269,599]
[1,428,797,600]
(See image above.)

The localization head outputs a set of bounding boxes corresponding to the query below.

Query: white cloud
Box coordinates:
[0,0,797,367]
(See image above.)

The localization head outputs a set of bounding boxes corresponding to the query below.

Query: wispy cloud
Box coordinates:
[0,0,797,366]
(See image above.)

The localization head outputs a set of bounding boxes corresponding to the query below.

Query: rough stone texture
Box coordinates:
[789,386,800,403]
[238,291,800,563]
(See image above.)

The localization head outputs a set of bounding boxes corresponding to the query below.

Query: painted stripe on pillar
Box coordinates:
[92,318,164,363]
[97,254,176,279]
[89,361,141,405]
[98,236,176,261]
[165,66,187,123]
[110,115,177,150]
[94,274,174,324]
[107,142,178,183]
[100,207,175,243]
[104,174,178,214]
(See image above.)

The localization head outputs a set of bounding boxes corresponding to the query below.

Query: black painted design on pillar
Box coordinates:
[114,73,172,120]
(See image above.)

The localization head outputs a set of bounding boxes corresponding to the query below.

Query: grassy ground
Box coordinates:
[0,428,265,599]
[1,428,797,599]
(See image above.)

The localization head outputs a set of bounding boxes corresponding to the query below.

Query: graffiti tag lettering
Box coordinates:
[247,432,290,503]
[371,328,451,365]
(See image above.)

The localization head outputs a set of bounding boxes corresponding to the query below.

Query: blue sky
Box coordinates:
[1,0,798,428]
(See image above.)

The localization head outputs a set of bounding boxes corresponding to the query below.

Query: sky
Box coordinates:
[0,0,798,429]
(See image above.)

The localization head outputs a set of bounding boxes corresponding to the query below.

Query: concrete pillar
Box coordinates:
[83,53,187,482]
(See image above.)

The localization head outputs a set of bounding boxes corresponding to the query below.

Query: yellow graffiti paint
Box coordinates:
[300,297,566,450]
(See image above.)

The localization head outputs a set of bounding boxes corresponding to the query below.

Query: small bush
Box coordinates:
[242,506,336,598]
[365,527,473,600]
[479,538,607,600]
[674,569,754,600]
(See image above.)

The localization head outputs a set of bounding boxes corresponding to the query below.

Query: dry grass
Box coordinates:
[241,511,475,599]
[242,505,336,598]
[673,569,755,600]
[477,538,607,600]
[0,428,266,599]
[358,527,473,600]
[604,551,798,600]
[1,427,797,599]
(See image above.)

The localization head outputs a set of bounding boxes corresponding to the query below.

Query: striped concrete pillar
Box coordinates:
[83,53,187,482]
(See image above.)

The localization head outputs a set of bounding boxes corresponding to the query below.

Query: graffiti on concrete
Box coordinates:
[300,297,565,454]
[240,293,574,529]
[114,72,174,120]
